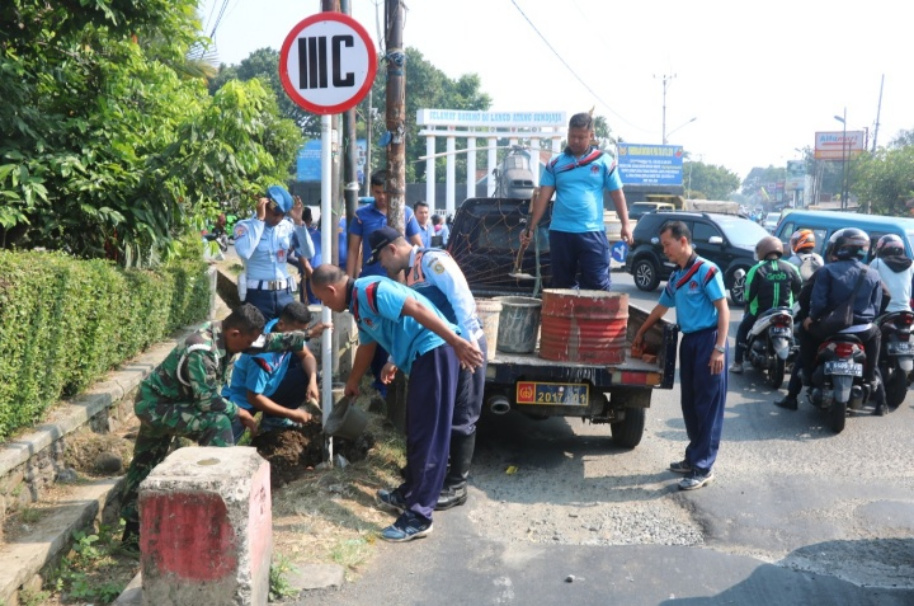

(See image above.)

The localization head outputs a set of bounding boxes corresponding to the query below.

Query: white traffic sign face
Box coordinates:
[279,12,377,115]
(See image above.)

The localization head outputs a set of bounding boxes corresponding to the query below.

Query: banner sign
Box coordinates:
[616,143,684,186]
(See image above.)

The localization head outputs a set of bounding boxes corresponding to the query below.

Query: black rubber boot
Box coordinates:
[436,433,475,511]
[774,395,798,410]
[119,520,140,556]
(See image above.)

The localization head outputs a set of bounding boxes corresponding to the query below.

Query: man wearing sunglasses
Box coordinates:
[234,185,315,321]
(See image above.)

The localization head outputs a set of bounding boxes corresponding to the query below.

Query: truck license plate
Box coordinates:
[824,361,863,377]
[887,342,914,355]
[516,382,589,406]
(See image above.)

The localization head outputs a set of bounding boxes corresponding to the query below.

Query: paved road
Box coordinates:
[298,271,914,605]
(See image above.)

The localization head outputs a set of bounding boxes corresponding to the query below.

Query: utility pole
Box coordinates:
[384,0,406,232]
[872,74,884,153]
[341,0,359,252]
[656,73,676,145]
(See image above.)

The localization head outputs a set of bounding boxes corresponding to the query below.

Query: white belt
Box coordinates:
[247,278,290,291]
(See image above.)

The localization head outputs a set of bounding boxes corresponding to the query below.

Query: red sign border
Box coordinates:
[279,12,378,115]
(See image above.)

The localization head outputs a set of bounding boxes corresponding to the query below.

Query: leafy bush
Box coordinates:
[0,250,209,440]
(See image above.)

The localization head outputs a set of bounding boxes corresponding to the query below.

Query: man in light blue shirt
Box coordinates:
[234,185,314,321]
[521,112,631,291]
[223,302,320,442]
[311,265,484,544]
[633,220,729,492]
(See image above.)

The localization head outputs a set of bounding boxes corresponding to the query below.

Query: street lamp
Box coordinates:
[834,109,847,209]
[666,117,698,142]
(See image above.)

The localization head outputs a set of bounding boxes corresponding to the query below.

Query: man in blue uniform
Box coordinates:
[521,112,631,291]
[234,185,314,321]
[223,302,320,442]
[370,226,487,510]
[633,221,729,491]
[310,264,484,542]
[346,172,423,396]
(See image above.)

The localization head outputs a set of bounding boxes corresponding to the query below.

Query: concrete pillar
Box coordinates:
[139,447,272,606]
[530,138,541,187]
[446,135,456,217]
[425,135,436,210]
[552,137,562,155]
[466,137,476,202]
[487,136,498,196]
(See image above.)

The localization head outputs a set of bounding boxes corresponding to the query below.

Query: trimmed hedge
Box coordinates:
[0,251,210,441]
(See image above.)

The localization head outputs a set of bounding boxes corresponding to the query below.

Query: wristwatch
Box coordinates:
[713,345,725,354]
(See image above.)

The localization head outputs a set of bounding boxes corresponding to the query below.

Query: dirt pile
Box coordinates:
[251,423,375,489]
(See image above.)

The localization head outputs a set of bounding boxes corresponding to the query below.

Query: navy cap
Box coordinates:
[366,226,403,264]
[266,185,293,214]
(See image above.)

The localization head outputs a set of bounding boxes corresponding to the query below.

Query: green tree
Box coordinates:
[365,47,491,183]
[851,146,914,216]
[209,47,317,137]
[0,0,300,263]
[683,161,740,200]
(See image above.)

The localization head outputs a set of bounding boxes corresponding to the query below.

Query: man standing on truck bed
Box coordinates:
[632,220,729,491]
[370,225,487,511]
[520,111,631,291]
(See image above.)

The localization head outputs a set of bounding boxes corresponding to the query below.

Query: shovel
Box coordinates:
[509,189,539,281]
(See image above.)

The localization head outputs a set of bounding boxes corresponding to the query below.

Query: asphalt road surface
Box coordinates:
[294,269,914,605]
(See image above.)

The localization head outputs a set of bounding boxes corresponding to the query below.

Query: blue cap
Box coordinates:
[266,185,293,214]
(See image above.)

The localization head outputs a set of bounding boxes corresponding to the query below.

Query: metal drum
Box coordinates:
[539,289,629,364]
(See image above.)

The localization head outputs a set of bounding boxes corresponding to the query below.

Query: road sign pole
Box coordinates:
[321,113,333,461]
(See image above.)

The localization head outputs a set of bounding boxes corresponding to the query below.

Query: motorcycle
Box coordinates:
[745,306,794,389]
[876,310,914,409]
[807,333,870,434]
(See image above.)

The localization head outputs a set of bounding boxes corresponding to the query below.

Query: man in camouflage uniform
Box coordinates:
[120,303,327,547]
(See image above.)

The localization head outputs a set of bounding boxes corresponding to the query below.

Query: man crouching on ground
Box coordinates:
[310,264,484,542]
[120,303,329,549]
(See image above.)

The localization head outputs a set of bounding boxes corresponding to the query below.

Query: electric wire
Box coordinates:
[508,0,649,134]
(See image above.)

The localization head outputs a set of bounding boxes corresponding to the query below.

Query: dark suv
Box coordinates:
[623,211,769,306]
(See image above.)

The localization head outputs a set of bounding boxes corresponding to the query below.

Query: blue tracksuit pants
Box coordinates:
[679,327,727,475]
[399,344,459,521]
[548,230,612,291]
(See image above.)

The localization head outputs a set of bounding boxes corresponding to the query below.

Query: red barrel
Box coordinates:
[539,289,629,364]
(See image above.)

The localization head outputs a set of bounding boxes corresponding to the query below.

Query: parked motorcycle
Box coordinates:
[745,306,794,389]
[807,333,870,434]
[877,310,914,409]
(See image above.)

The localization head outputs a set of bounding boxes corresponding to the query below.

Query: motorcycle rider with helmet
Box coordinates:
[869,234,914,313]
[804,227,886,414]
[786,229,824,281]
[730,236,801,374]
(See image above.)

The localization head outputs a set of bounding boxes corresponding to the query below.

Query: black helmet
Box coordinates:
[825,227,870,261]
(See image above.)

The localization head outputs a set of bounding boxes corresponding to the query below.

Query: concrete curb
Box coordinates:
[0,326,200,605]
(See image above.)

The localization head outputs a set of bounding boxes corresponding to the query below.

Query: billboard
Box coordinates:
[296,139,367,183]
[616,143,684,186]
[814,131,866,160]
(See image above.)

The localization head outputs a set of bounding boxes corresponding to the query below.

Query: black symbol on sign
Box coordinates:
[297,35,356,89]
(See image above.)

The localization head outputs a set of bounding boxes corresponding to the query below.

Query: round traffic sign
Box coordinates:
[279,12,377,115]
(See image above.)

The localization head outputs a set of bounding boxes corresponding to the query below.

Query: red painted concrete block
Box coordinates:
[139,447,272,606]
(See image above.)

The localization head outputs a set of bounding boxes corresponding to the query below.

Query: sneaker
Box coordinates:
[728,362,744,374]
[376,488,407,514]
[669,460,693,475]
[679,471,715,491]
[435,485,468,511]
[774,396,798,410]
[380,512,433,543]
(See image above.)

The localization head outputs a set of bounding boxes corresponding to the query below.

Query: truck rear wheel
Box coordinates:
[611,407,646,449]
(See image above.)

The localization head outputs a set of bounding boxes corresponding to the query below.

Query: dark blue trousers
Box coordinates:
[549,229,612,291]
[230,360,311,442]
[452,335,487,437]
[679,328,727,475]
[245,287,295,323]
[398,345,459,521]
